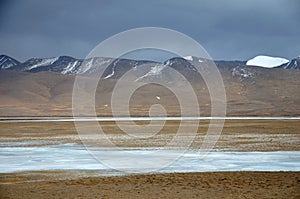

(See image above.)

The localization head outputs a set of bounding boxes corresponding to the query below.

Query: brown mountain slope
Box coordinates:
[0,66,299,117]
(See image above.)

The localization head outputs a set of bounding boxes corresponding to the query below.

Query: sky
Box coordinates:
[0,0,299,62]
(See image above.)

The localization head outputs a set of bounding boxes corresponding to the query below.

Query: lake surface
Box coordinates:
[0,143,299,174]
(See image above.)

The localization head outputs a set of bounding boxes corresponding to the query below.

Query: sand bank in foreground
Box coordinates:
[1,171,299,198]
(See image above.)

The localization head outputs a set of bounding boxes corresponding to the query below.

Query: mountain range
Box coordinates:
[0,54,299,117]
[0,54,299,76]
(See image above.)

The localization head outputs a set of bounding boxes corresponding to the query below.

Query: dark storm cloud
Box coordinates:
[0,0,299,61]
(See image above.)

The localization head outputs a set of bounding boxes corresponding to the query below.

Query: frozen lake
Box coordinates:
[0,143,299,174]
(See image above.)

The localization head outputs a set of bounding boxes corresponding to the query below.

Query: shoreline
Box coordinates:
[1,116,300,123]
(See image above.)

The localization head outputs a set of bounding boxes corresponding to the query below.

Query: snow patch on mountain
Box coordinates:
[246,55,289,68]
[135,63,166,82]
[78,58,94,74]
[104,59,119,79]
[26,57,59,70]
[62,61,79,74]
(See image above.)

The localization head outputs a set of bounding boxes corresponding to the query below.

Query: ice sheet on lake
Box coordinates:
[0,143,299,174]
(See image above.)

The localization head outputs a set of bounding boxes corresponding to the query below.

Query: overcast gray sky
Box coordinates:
[0,0,299,61]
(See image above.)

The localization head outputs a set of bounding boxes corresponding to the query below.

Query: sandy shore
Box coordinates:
[1,171,299,198]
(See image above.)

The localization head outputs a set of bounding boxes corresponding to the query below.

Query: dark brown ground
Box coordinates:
[1,171,299,199]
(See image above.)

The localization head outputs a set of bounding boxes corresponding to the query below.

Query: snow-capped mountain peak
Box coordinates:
[0,55,20,69]
[183,55,203,63]
[277,56,300,70]
[183,55,194,61]
[246,55,289,68]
